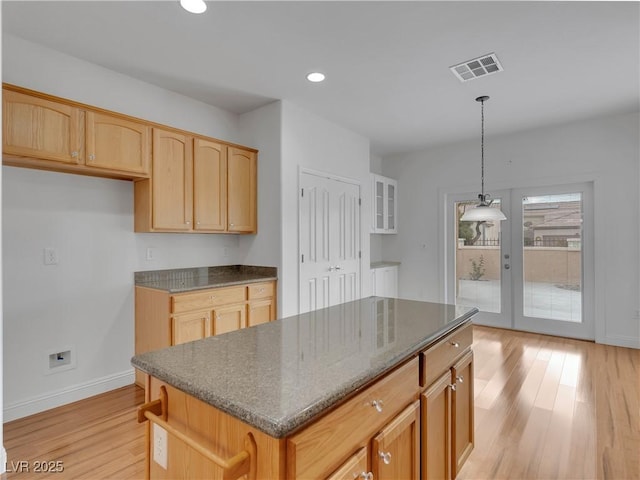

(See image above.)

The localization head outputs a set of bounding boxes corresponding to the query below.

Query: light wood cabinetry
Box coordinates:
[3,85,150,179]
[3,84,258,233]
[420,323,474,480]
[287,358,420,479]
[371,174,397,234]
[193,138,227,231]
[134,130,257,233]
[138,321,474,480]
[135,281,276,386]
[227,146,257,233]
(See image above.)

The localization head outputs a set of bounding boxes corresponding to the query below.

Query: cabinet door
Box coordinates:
[386,178,397,233]
[422,372,453,480]
[85,111,150,175]
[3,89,82,164]
[212,304,246,335]
[227,146,257,233]
[452,351,474,477]
[172,311,211,345]
[373,175,385,233]
[326,447,370,480]
[247,298,275,327]
[193,138,227,231]
[151,128,193,230]
[372,400,420,480]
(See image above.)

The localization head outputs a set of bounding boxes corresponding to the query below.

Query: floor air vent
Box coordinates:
[450,53,503,82]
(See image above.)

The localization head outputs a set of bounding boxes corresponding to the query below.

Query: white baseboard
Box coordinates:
[603,334,640,349]
[3,369,135,422]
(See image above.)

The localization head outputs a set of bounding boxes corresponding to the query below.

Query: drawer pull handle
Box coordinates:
[450,341,460,348]
[258,288,264,293]
[456,375,464,383]
[378,451,392,465]
[449,384,457,391]
[359,472,373,480]
[371,399,384,413]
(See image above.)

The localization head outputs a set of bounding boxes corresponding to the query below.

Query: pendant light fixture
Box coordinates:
[460,95,507,222]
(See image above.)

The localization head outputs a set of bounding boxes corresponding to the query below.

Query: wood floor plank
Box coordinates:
[2,326,638,480]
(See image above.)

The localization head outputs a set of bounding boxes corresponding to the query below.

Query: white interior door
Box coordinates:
[447,182,594,340]
[299,171,361,314]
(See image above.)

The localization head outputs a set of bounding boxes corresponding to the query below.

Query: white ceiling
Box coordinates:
[3,1,639,156]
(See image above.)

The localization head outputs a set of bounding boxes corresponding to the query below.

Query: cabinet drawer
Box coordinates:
[421,323,473,388]
[247,281,274,299]
[287,357,419,479]
[171,286,246,313]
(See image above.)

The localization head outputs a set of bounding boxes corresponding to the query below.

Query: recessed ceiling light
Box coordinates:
[180,0,207,14]
[306,72,326,83]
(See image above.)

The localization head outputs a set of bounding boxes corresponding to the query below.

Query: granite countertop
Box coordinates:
[370,260,401,269]
[132,297,477,438]
[134,265,277,293]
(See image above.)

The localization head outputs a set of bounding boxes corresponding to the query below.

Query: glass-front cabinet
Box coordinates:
[371,174,398,234]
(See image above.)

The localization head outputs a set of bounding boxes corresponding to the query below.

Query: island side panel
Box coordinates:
[147,377,286,480]
[135,287,171,387]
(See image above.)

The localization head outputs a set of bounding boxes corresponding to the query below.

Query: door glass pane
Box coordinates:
[522,193,582,322]
[455,200,502,313]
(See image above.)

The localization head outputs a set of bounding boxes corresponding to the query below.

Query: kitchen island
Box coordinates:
[132,297,477,480]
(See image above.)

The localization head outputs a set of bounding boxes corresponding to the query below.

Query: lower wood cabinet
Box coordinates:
[326,400,420,480]
[421,325,474,480]
[135,280,276,387]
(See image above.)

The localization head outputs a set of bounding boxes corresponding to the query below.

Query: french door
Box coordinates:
[448,183,594,340]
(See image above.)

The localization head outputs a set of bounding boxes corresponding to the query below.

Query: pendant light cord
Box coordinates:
[480,97,485,198]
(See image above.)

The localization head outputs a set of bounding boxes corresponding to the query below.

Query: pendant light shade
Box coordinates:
[460,95,507,222]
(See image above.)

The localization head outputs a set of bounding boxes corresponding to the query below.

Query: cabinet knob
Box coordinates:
[449,384,457,391]
[196,221,200,225]
[229,223,235,227]
[88,154,95,161]
[71,151,79,158]
[456,375,464,383]
[371,399,384,413]
[258,288,264,293]
[450,341,460,348]
[209,296,216,300]
[335,265,342,270]
[378,451,392,465]
[359,472,373,480]
[186,221,191,225]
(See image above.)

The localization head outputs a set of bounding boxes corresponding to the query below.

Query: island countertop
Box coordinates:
[131,297,477,438]
[134,265,277,293]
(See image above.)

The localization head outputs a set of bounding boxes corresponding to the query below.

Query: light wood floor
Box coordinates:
[2,326,639,480]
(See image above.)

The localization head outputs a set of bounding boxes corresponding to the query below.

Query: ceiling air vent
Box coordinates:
[450,53,503,82]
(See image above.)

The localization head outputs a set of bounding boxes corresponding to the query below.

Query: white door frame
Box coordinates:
[298,167,362,313]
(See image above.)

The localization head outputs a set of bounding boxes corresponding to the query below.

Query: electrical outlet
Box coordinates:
[43,247,58,265]
[146,247,156,261]
[153,423,168,469]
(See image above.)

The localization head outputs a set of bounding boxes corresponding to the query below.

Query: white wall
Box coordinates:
[237,101,283,310]
[382,112,640,348]
[280,101,372,317]
[2,35,248,419]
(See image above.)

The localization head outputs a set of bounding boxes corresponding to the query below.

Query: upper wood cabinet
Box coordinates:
[3,89,83,165]
[2,85,150,179]
[227,146,257,233]
[193,138,227,231]
[85,110,150,175]
[150,128,193,231]
[135,130,257,234]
